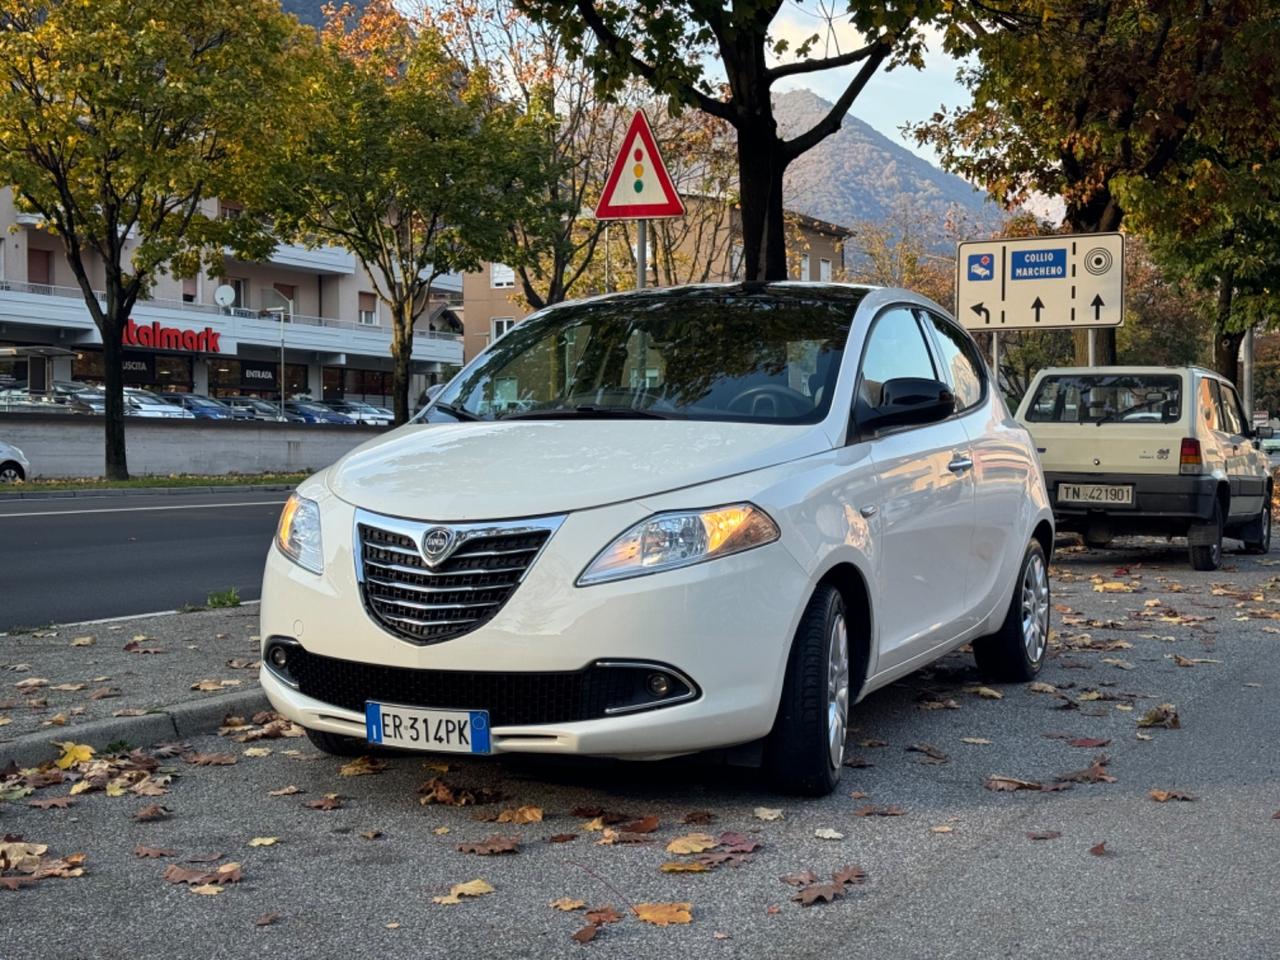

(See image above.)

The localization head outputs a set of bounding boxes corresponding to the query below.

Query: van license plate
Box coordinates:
[1058,483,1134,506]
[365,702,490,754]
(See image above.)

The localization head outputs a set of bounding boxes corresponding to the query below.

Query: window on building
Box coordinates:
[27,248,51,287]
[491,317,515,341]
[490,263,515,288]
[273,282,296,304]
[219,203,243,220]
[799,253,810,281]
[729,244,744,281]
[358,292,378,326]
[182,277,197,303]
[229,278,248,310]
[819,258,832,282]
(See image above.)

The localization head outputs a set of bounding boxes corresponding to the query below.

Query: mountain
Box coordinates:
[775,88,997,239]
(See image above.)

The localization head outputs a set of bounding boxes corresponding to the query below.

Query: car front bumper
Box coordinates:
[258,495,810,760]
[1046,471,1219,527]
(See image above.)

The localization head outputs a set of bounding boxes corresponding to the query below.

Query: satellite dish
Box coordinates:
[213,284,236,307]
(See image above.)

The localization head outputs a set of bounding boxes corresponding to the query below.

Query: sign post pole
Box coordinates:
[1087,329,1096,366]
[636,220,647,291]
[991,330,999,381]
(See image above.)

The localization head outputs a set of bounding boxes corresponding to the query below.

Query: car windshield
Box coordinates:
[188,396,225,409]
[1025,374,1183,424]
[293,403,328,413]
[429,291,859,424]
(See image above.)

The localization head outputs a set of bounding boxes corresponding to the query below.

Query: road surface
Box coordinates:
[0,491,285,630]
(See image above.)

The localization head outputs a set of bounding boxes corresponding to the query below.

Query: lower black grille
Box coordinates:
[290,648,638,726]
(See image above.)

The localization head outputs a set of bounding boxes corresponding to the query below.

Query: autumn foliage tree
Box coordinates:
[517,0,944,283]
[273,1,554,423]
[0,0,302,478]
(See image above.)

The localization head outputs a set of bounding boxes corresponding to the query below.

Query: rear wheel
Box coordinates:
[0,461,24,483]
[764,585,849,796]
[1189,501,1225,571]
[973,540,1050,683]
[305,728,367,757]
[1243,499,1272,555]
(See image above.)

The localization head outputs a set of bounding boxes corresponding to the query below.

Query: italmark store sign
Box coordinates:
[123,319,221,353]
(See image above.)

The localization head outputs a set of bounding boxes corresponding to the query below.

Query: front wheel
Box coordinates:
[764,585,849,796]
[973,540,1050,683]
[0,460,24,483]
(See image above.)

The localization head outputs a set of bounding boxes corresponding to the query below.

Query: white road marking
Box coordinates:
[50,600,262,630]
[0,500,286,519]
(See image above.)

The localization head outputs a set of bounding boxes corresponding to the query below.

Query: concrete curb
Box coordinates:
[0,687,271,769]
[0,483,296,500]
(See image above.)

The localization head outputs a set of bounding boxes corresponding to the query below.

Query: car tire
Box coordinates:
[764,584,848,797]
[1189,501,1225,571]
[305,727,368,757]
[973,540,1050,683]
[0,460,24,483]
[1243,499,1272,555]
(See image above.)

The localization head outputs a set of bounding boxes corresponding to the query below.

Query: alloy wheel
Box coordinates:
[826,612,850,769]
[1021,552,1050,663]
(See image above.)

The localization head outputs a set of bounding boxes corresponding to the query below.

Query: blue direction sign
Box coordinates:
[954,233,1123,332]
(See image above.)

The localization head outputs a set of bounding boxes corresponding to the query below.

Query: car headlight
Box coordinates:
[275,493,324,574]
[577,503,780,586]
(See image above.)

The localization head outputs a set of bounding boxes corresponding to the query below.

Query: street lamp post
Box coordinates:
[266,296,294,419]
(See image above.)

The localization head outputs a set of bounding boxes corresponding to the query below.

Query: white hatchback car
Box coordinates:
[260,284,1054,794]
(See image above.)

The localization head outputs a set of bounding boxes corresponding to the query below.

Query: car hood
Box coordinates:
[325,419,830,521]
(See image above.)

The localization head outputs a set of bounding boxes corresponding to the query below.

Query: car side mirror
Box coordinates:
[860,377,956,434]
[1255,425,1274,440]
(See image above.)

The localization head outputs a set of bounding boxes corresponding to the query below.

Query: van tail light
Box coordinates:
[1179,438,1203,474]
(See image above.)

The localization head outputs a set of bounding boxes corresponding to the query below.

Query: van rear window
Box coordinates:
[1025,374,1183,424]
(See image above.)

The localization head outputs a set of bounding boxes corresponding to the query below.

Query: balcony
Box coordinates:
[264,241,356,275]
[0,280,463,365]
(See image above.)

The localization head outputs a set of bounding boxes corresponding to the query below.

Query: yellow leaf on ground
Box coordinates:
[433,826,450,836]
[496,805,543,824]
[1078,691,1104,702]
[105,779,128,798]
[432,878,495,905]
[665,833,717,854]
[550,898,586,911]
[960,737,992,745]
[243,747,272,758]
[1028,682,1057,694]
[54,742,94,770]
[975,687,1003,700]
[249,837,278,847]
[1093,581,1135,593]
[580,816,606,832]
[71,636,95,647]
[660,861,712,873]
[814,828,845,840]
[753,807,783,821]
[339,756,385,777]
[634,902,693,926]
[190,884,223,895]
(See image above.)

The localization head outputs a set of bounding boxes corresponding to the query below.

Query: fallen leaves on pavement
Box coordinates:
[418,777,503,807]
[1149,789,1197,802]
[852,804,905,817]
[133,846,176,858]
[134,804,171,822]
[1137,703,1181,729]
[550,897,585,911]
[791,865,867,906]
[1089,841,1108,856]
[54,742,93,770]
[906,743,948,763]
[634,902,693,926]
[1056,754,1117,784]
[338,756,385,777]
[666,833,717,854]
[813,828,844,840]
[182,752,236,766]
[753,807,783,821]
[304,794,343,811]
[432,878,494,905]
[456,834,519,856]
[268,785,302,797]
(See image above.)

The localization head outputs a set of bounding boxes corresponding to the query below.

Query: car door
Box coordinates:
[857,306,977,673]
[918,310,1010,617]
[1216,380,1265,519]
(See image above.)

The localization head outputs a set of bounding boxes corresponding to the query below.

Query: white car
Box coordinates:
[0,439,29,482]
[260,284,1054,795]
[1017,366,1272,569]
[123,388,195,419]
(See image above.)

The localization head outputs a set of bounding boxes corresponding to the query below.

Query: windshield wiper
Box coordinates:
[429,402,480,422]
[501,405,675,421]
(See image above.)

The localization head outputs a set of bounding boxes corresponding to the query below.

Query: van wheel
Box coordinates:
[764,585,848,797]
[1083,518,1112,549]
[1189,501,1224,570]
[973,540,1049,683]
[1243,500,1272,555]
[305,728,367,757]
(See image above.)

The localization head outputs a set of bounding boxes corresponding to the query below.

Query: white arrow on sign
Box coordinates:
[954,232,1124,332]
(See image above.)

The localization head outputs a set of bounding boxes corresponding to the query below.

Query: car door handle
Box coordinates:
[859,505,877,518]
[948,456,974,474]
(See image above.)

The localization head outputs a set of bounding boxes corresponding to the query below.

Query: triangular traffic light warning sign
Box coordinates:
[594,110,685,220]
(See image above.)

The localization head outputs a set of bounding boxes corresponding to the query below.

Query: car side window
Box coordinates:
[1219,383,1246,435]
[921,311,986,412]
[857,307,938,409]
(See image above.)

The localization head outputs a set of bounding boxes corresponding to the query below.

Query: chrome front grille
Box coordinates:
[354,509,564,645]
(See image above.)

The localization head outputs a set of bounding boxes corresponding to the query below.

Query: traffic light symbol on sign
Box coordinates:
[594,110,685,220]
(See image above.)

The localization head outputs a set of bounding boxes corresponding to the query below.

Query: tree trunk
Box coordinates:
[100,312,129,480]
[736,124,788,282]
[391,299,415,425]
[1213,271,1241,384]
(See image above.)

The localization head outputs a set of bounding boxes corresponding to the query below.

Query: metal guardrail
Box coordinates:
[0,280,463,342]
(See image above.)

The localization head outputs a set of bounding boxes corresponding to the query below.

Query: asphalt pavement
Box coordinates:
[3,539,1279,959]
[0,491,286,629]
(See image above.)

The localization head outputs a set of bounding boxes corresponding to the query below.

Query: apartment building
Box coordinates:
[461,207,851,362]
[0,193,464,407]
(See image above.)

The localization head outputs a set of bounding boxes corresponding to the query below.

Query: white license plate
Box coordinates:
[1057,483,1134,506]
[364,702,490,754]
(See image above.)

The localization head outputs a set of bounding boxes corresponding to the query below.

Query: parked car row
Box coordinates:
[0,380,394,425]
